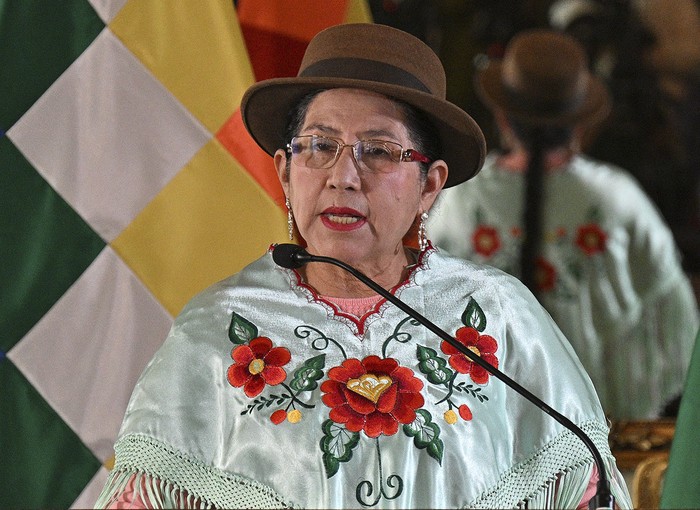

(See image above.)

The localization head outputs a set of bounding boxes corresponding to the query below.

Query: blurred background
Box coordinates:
[369,0,700,297]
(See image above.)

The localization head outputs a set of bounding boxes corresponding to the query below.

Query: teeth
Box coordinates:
[327,214,359,224]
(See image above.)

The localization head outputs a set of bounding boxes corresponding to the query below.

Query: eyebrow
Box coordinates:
[301,123,338,135]
[301,124,400,141]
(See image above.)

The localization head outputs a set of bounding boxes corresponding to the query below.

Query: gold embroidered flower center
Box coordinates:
[468,346,481,357]
[346,374,392,403]
[248,358,265,375]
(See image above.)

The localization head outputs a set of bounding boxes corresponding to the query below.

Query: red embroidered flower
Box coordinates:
[472,225,501,257]
[227,337,291,397]
[441,327,498,384]
[320,356,424,438]
[576,223,607,256]
[535,256,557,292]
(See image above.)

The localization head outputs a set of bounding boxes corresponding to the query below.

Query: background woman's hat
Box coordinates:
[476,29,611,126]
[241,23,486,188]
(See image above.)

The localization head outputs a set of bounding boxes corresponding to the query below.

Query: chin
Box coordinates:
[308,239,367,262]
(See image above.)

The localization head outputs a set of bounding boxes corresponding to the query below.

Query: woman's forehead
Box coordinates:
[303,88,408,137]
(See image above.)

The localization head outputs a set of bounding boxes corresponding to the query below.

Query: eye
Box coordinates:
[361,141,397,160]
[311,137,338,153]
[290,139,308,154]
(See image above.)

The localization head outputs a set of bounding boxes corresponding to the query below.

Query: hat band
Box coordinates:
[300,58,432,94]
[503,84,585,116]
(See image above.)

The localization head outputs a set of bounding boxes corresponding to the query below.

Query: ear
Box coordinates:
[274,149,290,196]
[420,159,449,212]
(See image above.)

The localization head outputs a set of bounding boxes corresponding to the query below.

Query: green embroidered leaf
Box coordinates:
[454,382,489,402]
[324,455,340,479]
[426,437,444,463]
[228,311,258,344]
[240,393,290,415]
[461,297,486,332]
[403,409,443,465]
[320,419,360,478]
[290,354,326,392]
[416,345,453,384]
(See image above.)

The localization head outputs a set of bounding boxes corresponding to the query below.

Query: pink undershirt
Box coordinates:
[322,294,384,317]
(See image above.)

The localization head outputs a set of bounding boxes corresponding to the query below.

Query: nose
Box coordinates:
[326,144,362,190]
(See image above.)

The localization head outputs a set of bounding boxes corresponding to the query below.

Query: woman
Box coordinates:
[429,29,699,420]
[96,24,631,508]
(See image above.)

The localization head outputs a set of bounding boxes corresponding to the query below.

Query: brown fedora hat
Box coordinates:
[476,29,611,126]
[240,23,486,188]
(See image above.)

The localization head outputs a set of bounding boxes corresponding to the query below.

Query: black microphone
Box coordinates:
[272,243,614,510]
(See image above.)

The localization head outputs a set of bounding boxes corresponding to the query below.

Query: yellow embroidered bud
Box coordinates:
[287,409,302,423]
[444,409,458,425]
[248,358,265,375]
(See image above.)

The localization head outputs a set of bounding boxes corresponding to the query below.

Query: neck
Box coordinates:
[299,247,416,298]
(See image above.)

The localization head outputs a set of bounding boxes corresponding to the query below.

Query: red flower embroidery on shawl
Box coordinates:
[472,225,501,257]
[576,223,607,256]
[441,327,498,384]
[320,356,425,438]
[227,337,291,397]
[535,256,557,292]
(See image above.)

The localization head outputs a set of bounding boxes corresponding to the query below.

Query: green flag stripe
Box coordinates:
[0,0,104,131]
[0,138,105,351]
[0,358,102,508]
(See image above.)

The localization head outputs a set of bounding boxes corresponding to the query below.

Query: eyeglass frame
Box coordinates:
[285,134,433,173]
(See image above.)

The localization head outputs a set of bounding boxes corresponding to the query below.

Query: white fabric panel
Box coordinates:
[7,29,211,242]
[71,466,111,509]
[8,246,173,461]
[88,0,129,23]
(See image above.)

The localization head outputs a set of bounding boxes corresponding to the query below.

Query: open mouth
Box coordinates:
[325,214,361,224]
[321,208,366,230]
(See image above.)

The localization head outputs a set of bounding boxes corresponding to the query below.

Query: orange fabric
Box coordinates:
[237,0,349,42]
[216,109,285,208]
[237,0,352,81]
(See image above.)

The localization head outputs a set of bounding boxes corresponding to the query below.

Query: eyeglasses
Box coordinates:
[286,135,432,174]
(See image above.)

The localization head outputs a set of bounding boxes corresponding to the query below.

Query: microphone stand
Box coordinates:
[283,246,614,510]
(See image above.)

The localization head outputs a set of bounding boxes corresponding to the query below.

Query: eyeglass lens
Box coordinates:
[289,136,406,173]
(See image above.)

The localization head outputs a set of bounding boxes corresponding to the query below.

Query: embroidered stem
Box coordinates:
[434,371,458,406]
[382,316,420,357]
[295,325,347,359]
[280,382,315,409]
[356,438,403,506]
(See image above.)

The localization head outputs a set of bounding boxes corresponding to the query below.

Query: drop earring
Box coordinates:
[418,211,429,251]
[286,197,294,241]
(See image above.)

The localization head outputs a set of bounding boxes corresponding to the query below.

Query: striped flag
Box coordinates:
[0,1,369,507]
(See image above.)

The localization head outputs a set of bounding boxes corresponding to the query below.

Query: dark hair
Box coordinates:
[508,116,574,150]
[283,90,441,178]
[504,117,573,296]
[395,99,441,177]
[284,91,321,148]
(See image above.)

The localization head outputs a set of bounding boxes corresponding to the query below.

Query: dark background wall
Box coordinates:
[370,0,700,288]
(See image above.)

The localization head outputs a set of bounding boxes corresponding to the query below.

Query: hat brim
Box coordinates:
[241,77,486,188]
[476,61,611,126]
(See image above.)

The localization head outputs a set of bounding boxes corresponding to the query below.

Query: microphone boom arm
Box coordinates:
[292,248,614,510]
